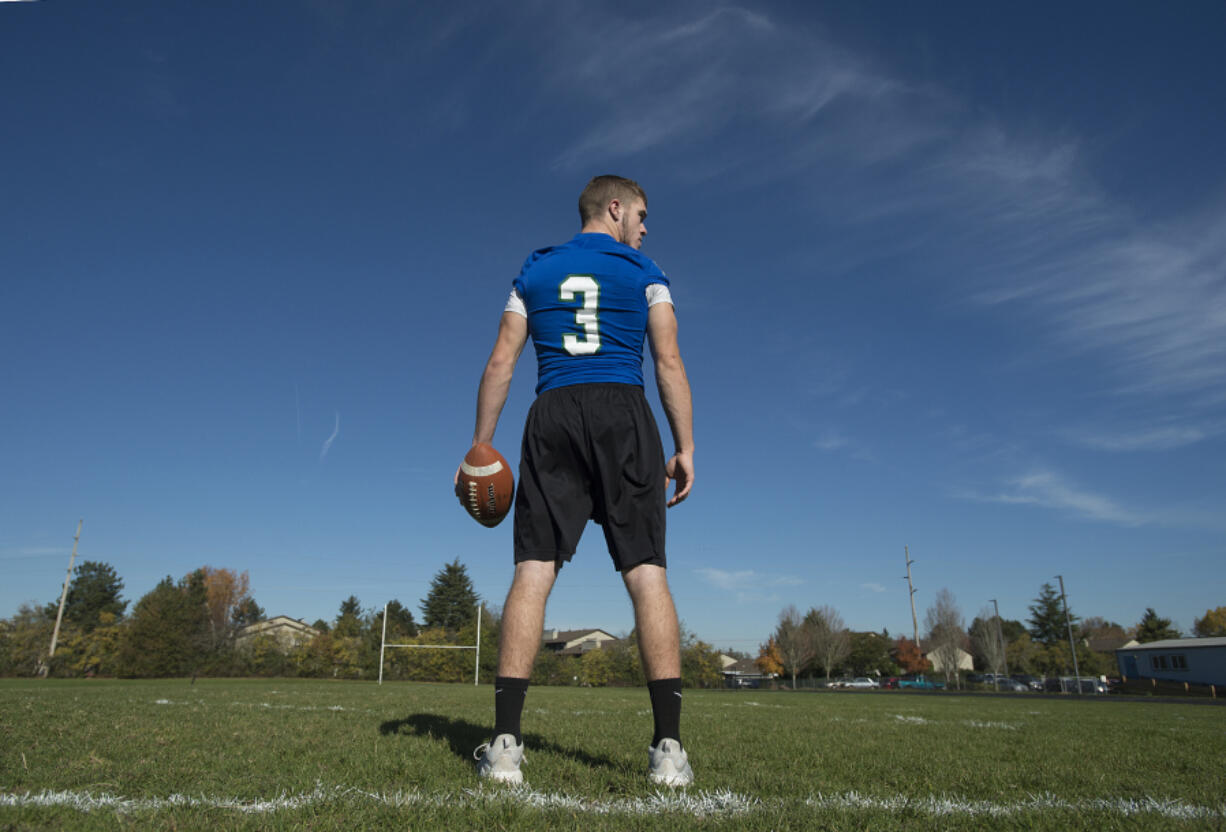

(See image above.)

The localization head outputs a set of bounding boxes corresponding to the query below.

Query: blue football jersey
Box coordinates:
[513,233,669,394]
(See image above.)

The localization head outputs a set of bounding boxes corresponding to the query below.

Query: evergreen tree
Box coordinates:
[419,559,479,630]
[334,596,364,638]
[230,597,265,628]
[383,599,419,637]
[46,561,127,633]
[1135,608,1180,642]
[846,630,895,676]
[1027,582,1076,646]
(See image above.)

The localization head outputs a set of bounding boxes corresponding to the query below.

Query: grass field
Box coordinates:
[1,678,1223,830]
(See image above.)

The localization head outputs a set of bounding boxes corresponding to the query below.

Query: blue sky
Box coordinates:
[3,2,1223,654]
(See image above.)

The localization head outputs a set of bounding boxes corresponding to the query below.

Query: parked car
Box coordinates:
[993,678,1028,692]
[898,675,945,690]
[880,677,900,689]
[843,677,879,689]
[1011,674,1043,691]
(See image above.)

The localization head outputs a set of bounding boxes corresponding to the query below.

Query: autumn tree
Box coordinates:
[924,588,966,686]
[1193,607,1226,638]
[756,637,784,676]
[773,605,815,688]
[806,606,851,681]
[420,559,479,631]
[1135,608,1180,643]
[892,636,930,674]
[201,566,253,649]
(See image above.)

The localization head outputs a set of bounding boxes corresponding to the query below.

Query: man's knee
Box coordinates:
[622,563,672,601]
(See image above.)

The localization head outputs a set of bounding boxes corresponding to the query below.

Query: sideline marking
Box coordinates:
[1,786,1222,820]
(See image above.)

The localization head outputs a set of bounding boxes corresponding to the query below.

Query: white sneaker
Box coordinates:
[648,739,693,787]
[474,734,524,784]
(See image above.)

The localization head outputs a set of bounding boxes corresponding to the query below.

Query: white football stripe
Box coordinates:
[461,460,503,477]
[1,786,1222,820]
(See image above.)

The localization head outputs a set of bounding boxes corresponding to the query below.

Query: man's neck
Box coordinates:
[580,221,623,244]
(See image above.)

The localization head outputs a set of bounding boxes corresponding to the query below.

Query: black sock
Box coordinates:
[647,677,683,747]
[493,676,529,745]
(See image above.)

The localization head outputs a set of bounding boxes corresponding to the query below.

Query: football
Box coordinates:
[456,443,514,527]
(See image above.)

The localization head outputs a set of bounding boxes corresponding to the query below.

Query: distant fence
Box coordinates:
[1117,676,1219,698]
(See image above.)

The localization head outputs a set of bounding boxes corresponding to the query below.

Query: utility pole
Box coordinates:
[1056,574,1081,694]
[44,519,82,676]
[990,598,1008,691]
[903,546,919,649]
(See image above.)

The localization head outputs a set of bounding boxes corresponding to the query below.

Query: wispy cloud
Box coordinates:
[319,411,340,461]
[696,568,802,604]
[861,582,887,594]
[963,470,1144,527]
[1065,425,1211,452]
[535,4,1226,424]
[814,430,849,452]
[547,6,901,172]
[0,547,66,561]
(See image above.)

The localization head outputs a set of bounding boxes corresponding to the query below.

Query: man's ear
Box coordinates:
[607,198,622,221]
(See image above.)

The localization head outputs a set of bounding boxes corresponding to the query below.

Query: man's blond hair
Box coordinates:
[578,175,647,225]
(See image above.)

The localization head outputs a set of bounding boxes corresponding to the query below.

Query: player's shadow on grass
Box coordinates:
[380,714,619,771]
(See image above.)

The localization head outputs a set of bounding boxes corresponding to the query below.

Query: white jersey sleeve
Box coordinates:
[507,284,672,317]
[646,283,673,307]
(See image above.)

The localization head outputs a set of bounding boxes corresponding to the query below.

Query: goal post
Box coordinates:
[378,602,482,686]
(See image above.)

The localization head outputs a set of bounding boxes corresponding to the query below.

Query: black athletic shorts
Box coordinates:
[513,383,667,571]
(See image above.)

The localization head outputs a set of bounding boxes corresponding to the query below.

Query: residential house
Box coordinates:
[541,628,618,656]
[236,616,320,651]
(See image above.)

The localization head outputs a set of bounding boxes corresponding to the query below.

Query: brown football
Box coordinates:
[456,443,514,527]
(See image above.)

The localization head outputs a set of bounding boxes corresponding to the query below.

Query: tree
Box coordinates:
[1135,608,1180,643]
[969,607,1007,675]
[1005,632,1039,676]
[420,559,479,631]
[334,596,364,638]
[846,631,895,677]
[201,566,252,649]
[1028,582,1076,647]
[231,597,265,629]
[47,561,128,633]
[117,571,210,677]
[1,603,55,676]
[756,637,784,676]
[680,626,723,688]
[383,600,419,638]
[891,636,930,674]
[773,605,815,688]
[806,606,851,681]
[1193,607,1226,638]
[924,588,966,686]
[1078,616,1123,640]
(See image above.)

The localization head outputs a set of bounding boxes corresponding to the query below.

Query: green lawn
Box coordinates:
[1,678,1223,830]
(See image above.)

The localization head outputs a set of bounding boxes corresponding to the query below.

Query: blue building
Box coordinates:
[1115,637,1226,687]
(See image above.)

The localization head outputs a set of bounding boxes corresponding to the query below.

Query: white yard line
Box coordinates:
[2,785,1221,820]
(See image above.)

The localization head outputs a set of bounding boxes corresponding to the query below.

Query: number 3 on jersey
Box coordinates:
[559,275,600,355]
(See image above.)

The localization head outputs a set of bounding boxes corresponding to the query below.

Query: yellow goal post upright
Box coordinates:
[378,602,482,686]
